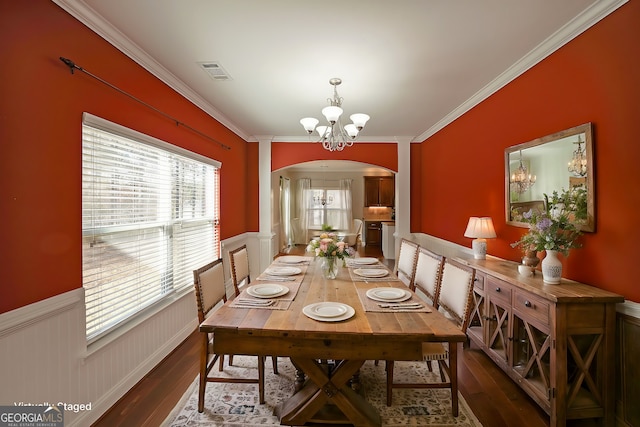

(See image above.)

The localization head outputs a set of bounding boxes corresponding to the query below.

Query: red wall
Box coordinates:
[418,1,640,302]
[0,1,250,313]
[271,142,398,172]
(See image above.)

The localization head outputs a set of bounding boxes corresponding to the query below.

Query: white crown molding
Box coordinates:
[52,0,627,145]
[51,0,251,141]
[416,0,628,142]
[271,135,414,143]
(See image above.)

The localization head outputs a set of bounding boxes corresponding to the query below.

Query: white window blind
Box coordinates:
[82,114,220,342]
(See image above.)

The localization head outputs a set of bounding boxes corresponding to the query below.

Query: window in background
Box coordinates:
[306,188,349,230]
[81,113,220,342]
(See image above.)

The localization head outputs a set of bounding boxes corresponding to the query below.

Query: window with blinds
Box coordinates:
[82,113,220,342]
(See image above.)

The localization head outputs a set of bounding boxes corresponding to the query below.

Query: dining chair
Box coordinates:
[412,247,445,307]
[229,244,251,296]
[193,259,265,412]
[386,257,476,415]
[352,218,363,248]
[228,244,279,374]
[393,238,419,289]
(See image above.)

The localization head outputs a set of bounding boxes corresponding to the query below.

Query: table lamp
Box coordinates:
[464,217,496,260]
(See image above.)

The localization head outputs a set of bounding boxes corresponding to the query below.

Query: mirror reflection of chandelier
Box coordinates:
[567,135,587,176]
[313,192,333,206]
[510,151,537,194]
[300,78,370,152]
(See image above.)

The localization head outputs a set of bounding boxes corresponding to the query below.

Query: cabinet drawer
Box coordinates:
[473,271,485,291]
[513,290,550,328]
[486,276,511,302]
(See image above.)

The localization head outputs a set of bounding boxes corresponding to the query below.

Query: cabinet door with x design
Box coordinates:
[485,277,512,367]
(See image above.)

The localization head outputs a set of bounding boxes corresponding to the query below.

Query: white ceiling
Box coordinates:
[56,0,623,149]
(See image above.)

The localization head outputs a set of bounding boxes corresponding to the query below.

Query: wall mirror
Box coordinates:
[505,122,594,232]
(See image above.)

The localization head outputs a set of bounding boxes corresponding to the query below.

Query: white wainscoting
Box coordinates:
[0,232,265,426]
[0,287,197,426]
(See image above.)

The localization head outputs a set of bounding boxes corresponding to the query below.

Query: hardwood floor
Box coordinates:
[92,244,593,427]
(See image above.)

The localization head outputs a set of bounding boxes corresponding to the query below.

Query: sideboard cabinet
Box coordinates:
[460,257,623,427]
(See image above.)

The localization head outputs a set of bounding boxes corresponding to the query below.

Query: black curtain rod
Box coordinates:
[59,57,231,151]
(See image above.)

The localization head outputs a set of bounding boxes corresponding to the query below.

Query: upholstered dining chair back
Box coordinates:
[436,258,476,332]
[412,247,445,307]
[193,257,268,412]
[393,238,419,289]
[386,256,475,413]
[193,259,227,322]
[229,245,250,297]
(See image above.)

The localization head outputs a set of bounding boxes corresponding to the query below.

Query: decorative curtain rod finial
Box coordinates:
[60,57,82,74]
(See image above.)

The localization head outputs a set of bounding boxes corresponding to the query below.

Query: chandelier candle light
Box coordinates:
[300,78,370,152]
[568,135,587,176]
[464,217,497,260]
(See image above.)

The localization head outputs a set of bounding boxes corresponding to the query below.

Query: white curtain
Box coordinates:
[339,179,353,231]
[279,177,291,247]
[297,178,311,244]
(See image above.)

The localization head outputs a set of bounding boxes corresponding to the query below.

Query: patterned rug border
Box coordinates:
[162,357,483,427]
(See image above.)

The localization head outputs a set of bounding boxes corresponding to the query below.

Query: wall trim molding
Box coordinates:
[0,288,82,339]
[617,300,640,318]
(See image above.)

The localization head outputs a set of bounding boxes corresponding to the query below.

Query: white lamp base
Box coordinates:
[471,238,487,260]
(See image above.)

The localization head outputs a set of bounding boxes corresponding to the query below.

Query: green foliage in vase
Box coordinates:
[511,189,583,257]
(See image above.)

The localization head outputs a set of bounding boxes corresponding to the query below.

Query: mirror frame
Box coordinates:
[505,122,595,232]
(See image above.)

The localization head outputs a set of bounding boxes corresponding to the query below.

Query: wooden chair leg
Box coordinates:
[258,356,266,404]
[198,335,208,413]
[271,356,278,374]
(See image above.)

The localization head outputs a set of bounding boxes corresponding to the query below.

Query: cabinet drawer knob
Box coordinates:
[524,300,532,308]
[495,287,501,292]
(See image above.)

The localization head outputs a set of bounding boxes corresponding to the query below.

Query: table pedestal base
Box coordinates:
[274,358,380,427]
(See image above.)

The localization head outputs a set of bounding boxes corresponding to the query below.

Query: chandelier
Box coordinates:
[567,135,587,176]
[313,192,333,206]
[300,78,370,152]
[510,151,536,194]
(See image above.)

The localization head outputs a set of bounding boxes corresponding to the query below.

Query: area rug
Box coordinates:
[163,356,482,426]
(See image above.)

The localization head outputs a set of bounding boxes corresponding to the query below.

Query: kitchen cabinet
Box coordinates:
[462,257,623,427]
[364,176,394,207]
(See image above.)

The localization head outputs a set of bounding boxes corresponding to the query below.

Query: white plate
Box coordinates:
[354,268,389,278]
[366,287,411,302]
[308,302,348,318]
[350,257,379,265]
[264,266,302,276]
[246,284,289,298]
[303,302,355,322]
[277,256,307,264]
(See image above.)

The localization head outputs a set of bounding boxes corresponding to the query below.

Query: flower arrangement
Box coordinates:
[511,189,582,257]
[307,232,355,261]
[307,232,355,279]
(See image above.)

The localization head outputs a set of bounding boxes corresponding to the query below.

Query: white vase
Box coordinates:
[541,250,563,284]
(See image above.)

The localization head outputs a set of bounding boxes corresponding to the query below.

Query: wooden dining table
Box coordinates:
[199,256,466,427]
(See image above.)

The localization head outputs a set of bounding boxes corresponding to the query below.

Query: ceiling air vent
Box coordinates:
[198,62,232,81]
